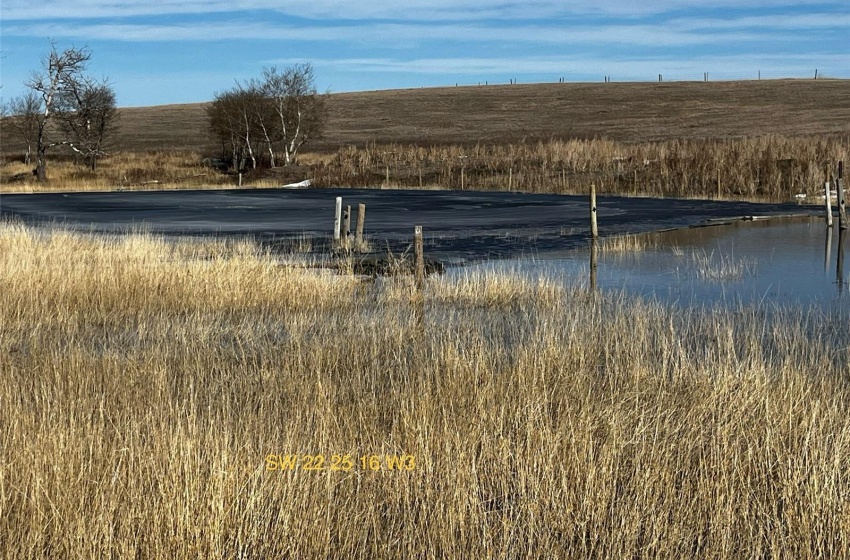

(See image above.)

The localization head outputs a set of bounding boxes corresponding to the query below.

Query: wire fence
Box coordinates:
[455,70,846,88]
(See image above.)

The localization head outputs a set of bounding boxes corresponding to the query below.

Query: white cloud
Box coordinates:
[0,20,784,48]
[673,12,850,30]
[0,0,838,21]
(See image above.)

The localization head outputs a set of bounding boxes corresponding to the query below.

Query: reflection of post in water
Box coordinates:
[825,226,833,273]
[837,228,847,288]
[590,239,598,291]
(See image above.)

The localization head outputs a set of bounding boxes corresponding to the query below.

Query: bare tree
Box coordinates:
[261,64,327,166]
[26,44,92,182]
[56,77,118,170]
[5,92,42,165]
[207,87,265,172]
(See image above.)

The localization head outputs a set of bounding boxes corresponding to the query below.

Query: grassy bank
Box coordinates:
[1,222,849,557]
[3,134,848,201]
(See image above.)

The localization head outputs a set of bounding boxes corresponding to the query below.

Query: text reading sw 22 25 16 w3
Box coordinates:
[265,454,416,472]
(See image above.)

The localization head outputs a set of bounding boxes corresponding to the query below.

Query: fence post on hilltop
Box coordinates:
[356,203,366,251]
[334,196,343,245]
[414,226,425,291]
[590,183,599,239]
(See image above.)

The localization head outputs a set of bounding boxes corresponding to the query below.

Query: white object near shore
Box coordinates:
[282,179,312,189]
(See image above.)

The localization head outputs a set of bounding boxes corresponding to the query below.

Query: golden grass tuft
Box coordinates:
[2,222,850,558]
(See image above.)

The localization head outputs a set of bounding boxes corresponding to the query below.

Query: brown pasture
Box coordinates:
[110,80,850,153]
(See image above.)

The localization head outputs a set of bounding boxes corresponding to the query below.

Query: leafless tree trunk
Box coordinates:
[26,44,93,182]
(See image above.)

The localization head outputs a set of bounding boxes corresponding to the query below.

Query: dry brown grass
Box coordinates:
[311,135,850,201]
[4,134,847,200]
[2,222,849,558]
[0,151,290,192]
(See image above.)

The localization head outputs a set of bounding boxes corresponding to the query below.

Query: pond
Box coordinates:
[453,217,850,309]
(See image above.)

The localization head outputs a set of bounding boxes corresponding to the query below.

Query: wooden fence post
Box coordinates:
[590,183,599,239]
[414,226,425,291]
[356,203,366,250]
[334,196,342,244]
[342,204,351,242]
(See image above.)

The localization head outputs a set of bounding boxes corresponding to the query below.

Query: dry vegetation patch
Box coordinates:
[2,223,850,557]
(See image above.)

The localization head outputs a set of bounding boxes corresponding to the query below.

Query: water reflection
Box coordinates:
[838,229,847,289]
[453,217,850,309]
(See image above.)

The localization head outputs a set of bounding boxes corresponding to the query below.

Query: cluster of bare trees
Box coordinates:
[207,64,326,171]
[2,44,117,181]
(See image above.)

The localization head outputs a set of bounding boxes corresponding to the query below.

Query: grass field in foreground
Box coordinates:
[1,222,849,558]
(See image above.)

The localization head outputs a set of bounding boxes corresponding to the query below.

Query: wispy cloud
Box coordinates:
[0,20,805,48]
[0,0,839,21]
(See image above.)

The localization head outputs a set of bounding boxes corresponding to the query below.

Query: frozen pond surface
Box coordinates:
[454,217,850,310]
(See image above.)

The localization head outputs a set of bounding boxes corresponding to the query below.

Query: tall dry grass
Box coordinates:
[0,151,282,192]
[3,134,847,200]
[1,222,850,558]
[310,135,850,201]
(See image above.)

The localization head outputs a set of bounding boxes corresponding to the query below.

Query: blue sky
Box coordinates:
[1,1,848,107]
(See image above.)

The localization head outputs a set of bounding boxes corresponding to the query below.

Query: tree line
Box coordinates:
[3,43,327,182]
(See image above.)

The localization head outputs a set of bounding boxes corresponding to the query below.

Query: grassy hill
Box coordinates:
[114,80,850,153]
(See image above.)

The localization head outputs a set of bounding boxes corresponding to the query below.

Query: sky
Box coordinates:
[1,1,848,107]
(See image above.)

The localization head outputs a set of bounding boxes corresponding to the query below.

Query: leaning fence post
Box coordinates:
[334,196,342,245]
[590,183,599,239]
[356,203,366,250]
[414,226,425,291]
